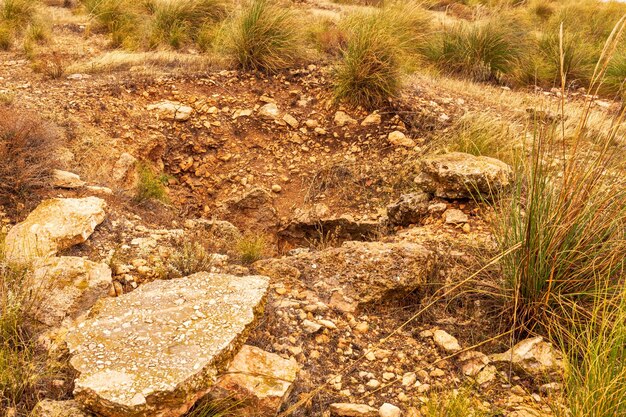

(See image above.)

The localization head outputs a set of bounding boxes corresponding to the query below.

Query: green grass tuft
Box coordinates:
[134,163,169,203]
[236,233,266,264]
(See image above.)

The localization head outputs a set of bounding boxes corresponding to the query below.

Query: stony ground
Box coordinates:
[2,2,623,417]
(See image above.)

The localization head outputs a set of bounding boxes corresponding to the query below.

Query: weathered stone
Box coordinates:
[388,131,415,148]
[433,330,461,352]
[259,103,280,120]
[283,113,299,128]
[444,209,469,224]
[30,257,112,327]
[210,345,299,417]
[147,101,193,121]
[4,197,107,264]
[279,212,380,246]
[31,400,92,417]
[361,112,381,126]
[66,273,269,417]
[51,169,85,189]
[330,403,378,416]
[458,350,490,376]
[255,241,434,309]
[414,152,513,199]
[111,153,138,190]
[334,111,357,127]
[387,192,431,226]
[490,337,563,378]
[379,403,402,417]
[225,187,278,231]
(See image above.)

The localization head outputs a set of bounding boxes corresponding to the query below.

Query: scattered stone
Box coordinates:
[379,403,402,417]
[414,152,513,199]
[147,101,192,121]
[283,113,299,128]
[52,169,85,189]
[4,197,107,264]
[210,345,299,417]
[31,400,92,417]
[490,337,564,378]
[433,330,461,352]
[444,209,469,225]
[387,192,431,226]
[458,351,490,376]
[475,365,497,385]
[259,103,280,120]
[388,131,415,148]
[65,273,269,417]
[330,403,378,416]
[271,184,282,193]
[361,112,381,126]
[334,111,357,127]
[302,319,323,333]
[30,257,112,327]
[402,372,417,387]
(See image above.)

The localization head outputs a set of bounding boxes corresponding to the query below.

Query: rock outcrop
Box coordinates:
[490,337,563,378]
[147,101,193,121]
[414,152,513,199]
[4,197,107,264]
[210,345,299,416]
[65,273,269,417]
[31,400,92,417]
[30,256,112,327]
[255,241,435,312]
[386,192,431,226]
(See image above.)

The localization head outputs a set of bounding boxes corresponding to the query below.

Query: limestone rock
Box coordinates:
[444,209,469,224]
[490,337,563,378]
[361,112,381,126]
[379,403,402,417]
[283,113,299,128]
[66,273,270,417]
[414,152,512,199]
[458,351,490,376]
[111,153,138,190]
[255,241,435,310]
[279,212,380,245]
[259,103,280,120]
[210,345,299,417]
[388,131,415,148]
[4,197,106,264]
[31,400,92,417]
[52,169,85,189]
[147,101,193,121]
[433,330,461,352]
[330,403,378,416]
[334,111,357,127]
[30,257,112,327]
[387,192,431,226]
[226,187,278,231]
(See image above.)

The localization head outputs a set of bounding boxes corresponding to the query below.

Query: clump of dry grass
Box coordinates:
[168,241,214,278]
[220,0,302,72]
[0,108,60,206]
[236,233,266,264]
[0,0,48,51]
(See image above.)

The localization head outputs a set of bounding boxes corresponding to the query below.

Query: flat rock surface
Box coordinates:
[4,197,106,264]
[65,273,270,417]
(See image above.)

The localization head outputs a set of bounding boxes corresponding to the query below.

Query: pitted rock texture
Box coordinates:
[31,400,93,417]
[65,273,270,417]
[211,345,299,416]
[4,197,106,264]
[414,152,513,199]
[254,241,435,311]
[386,192,431,226]
[30,256,112,327]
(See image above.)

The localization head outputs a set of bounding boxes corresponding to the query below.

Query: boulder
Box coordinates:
[31,400,92,417]
[4,197,107,264]
[30,257,112,327]
[147,101,192,121]
[210,345,299,416]
[111,153,138,190]
[490,337,563,378]
[65,273,269,417]
[386,192,431,226]
[414,152,512,199]
[51,169,85,189]
[433,330,461,352]
[330,403,378,416]
[254,241,435,311]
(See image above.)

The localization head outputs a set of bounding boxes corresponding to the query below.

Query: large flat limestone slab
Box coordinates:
[65,273,269,417]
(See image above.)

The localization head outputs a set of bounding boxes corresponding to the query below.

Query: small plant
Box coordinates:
[236,233,266,264]
[222,0,301,72]
[134,163,169,203]
[0,108,60,205]
[423,389,489,417]
[0,22,12,50]
[334,3,431,108]
[0,0,38,28]
[168,241,214,278]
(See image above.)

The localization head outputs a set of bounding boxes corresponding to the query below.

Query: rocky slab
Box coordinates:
[65,273,269,417]
[211,345,299,416]
[255,241,435,311]
[4,197,106,264]
[30,256,112,327]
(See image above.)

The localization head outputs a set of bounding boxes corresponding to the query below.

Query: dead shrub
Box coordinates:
[0,108,60,205]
